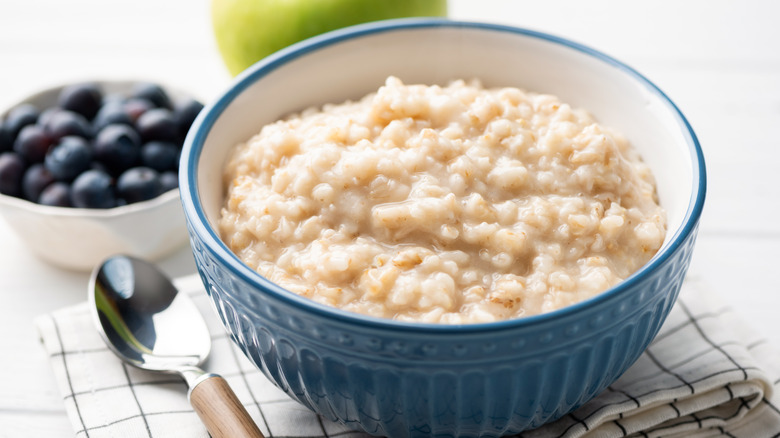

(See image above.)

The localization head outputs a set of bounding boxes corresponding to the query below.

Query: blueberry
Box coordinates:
[159,170,178,192]
[131,83,172,110]
[0,121,13,153]
[39,182,72,207]
[140,141,178,172]
[102,93,125,106]
[173,98,203,138]
[45,136,93,181]
[45,110,92,141]
[71,169,116,208]
[37,107,64,130]
[89,160,110,174]
[22,163,55,201]
[1,82,186,209]
[5,104,39,141]
[136,108,178,142]
[124,98,154,122]
[94,124,141,175]
[58,83,102,120]
[0,152,26,197]
[93,102,133,132]
[13,124,52,163]
[117,167,162,204]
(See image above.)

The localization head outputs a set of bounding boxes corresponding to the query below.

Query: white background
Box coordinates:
[0,0,778,435]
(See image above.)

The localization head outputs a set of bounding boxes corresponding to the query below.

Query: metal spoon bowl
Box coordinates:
[90,255,264,438]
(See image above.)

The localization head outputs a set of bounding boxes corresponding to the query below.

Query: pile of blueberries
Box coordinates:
[0,82,203,208]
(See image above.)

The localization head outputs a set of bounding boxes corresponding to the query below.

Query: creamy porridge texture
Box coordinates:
[219,77,666,324]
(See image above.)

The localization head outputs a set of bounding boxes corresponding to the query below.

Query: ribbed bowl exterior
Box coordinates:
[186,218,699,437]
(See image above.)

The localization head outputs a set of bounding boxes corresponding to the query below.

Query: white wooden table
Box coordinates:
[1,1,778,436]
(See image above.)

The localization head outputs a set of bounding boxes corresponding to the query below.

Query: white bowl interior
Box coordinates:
[198,24,696,256]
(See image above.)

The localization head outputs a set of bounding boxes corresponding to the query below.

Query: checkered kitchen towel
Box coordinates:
[35,274,780,438]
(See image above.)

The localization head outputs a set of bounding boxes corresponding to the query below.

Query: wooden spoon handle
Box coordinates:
[189,374,265,438]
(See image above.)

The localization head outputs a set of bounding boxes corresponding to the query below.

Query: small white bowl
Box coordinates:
[0,81,194,271]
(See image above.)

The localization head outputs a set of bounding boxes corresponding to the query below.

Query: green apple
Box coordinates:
[211,0,448,76]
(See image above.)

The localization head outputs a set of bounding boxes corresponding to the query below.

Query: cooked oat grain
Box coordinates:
[219,77,666,323]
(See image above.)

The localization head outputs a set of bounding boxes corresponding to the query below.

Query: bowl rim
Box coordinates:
[0,188,180,218]
[181,18,706,334]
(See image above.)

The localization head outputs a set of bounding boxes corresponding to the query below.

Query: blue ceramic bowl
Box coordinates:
[180,19,705,437]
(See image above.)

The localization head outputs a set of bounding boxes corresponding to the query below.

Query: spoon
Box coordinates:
[89,254,264,438]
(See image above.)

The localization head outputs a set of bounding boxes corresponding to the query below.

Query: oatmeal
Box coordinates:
[219,77,666,324]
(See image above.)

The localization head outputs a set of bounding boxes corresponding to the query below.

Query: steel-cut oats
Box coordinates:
[219,77,666,323]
